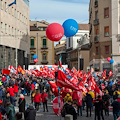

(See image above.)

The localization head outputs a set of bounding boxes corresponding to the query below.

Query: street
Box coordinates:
[15,96,114,120]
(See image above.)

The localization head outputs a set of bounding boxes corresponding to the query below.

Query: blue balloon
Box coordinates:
[33,55,37,59]
[62,19,79,37]
[110,59,114,64]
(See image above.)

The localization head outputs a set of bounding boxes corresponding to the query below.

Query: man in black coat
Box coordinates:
[85,93,93,117]
[24,104,36,120]
[111,97,120,120]
[94,95,104,120]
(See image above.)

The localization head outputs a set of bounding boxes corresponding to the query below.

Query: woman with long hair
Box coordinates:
[33,90,41,111]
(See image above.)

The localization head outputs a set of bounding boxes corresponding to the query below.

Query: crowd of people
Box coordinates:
[61,77,120,120]
[0,72,120,120]
[0,74,50,120]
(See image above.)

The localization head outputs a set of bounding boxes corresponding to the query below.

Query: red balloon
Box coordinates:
[107,57,111,62]
[53,97,64,114]
[34,59,38,63]
[46,23,64,42]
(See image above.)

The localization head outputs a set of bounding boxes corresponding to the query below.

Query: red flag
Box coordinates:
[78,82,88,93]
[88,77,96,90]
[94,84,103,96]
[102,70,106,78]
[2,69,10,75]
[17,66,26,75]
[57,70,79,91]
[69,76,78,85]
[48,81,58,96]
[8,65,17,74]
[109,71,113,77]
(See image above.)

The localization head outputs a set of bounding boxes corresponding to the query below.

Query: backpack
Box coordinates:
[61,106,66,117]
[45,96,48,101]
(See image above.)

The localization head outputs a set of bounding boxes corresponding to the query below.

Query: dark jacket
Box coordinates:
[24,106,36,120]
[94,98,103,113]
[64,103,77,120]
[6,104,16,120]
[18,98,26,112]
[3,96,10,109]
[85,93,93,108]
[0,87,4,97]
[111,100,120,114]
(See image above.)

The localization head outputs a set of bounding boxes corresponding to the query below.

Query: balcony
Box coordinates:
[30,60,34,63]
[30,46,36,49]
[93,19,99,26]
[94,1,98,7]
[41,45,48,49]
[94,36,99,43]
[41,60,48,64]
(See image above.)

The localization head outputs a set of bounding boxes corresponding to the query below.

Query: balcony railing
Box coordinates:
[94,1,98,7]
[93,19,99,26]
[41,60,48,64]
[94,36,99,43]
[41,45,48,49]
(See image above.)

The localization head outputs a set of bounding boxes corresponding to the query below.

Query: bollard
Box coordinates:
[64,114,73,120]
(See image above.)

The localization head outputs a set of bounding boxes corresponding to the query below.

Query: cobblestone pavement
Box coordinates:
[15,96,114,120]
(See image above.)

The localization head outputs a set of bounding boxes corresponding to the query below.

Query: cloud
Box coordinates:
[30,0,89,24]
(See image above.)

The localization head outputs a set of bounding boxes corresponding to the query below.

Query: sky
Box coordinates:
[30,0,90,24]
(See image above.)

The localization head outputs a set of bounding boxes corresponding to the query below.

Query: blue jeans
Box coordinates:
[77,105,82,116]
[113,112,119,120]
[15,93,18,97]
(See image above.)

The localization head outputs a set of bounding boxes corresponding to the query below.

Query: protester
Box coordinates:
[18,94,26,113]
[33,90,41,111]
[24,104,36,120]
[41,90,48,112]
[85,93,93,117]
[14,82,19,97]
[6,102,16,120]
[94,95,104,120]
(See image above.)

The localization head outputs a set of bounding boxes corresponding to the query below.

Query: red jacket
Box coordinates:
[31,84,35,90]
[41,93,48,102]
[14,84,18,93]
[33,94,41,103]
[7,87,14,97]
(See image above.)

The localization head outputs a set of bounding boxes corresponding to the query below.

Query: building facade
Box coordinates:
[89,0,120,76]
[54,40,67,65]
[0,0,30,70]
[66,24,90,72]
[30,21,54,65]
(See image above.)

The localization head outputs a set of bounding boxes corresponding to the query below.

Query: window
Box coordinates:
[105,46,109,54]
[14,9,16,18]
[104,26,109,37]
[9,25,10,34]
[1,0,3,9]
[31,53,34,62]
[1,22,3,32]
[43,52,47,61]
[5,24,7,33]
[95,11,98,19]
[12,27,13,36]
[68,37,71,47]
[5,2,6,11]
[96,47,99,55]
[96,29,99,35]
[30,38,34,48]
[104,8,109,18]
[43,38,47,48]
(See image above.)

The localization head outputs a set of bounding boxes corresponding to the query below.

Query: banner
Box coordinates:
[2,69,10,75]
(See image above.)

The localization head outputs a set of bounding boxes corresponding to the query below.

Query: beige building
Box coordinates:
[0,0,30,70]
[30,21,54,65]
[89,0,120,76]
